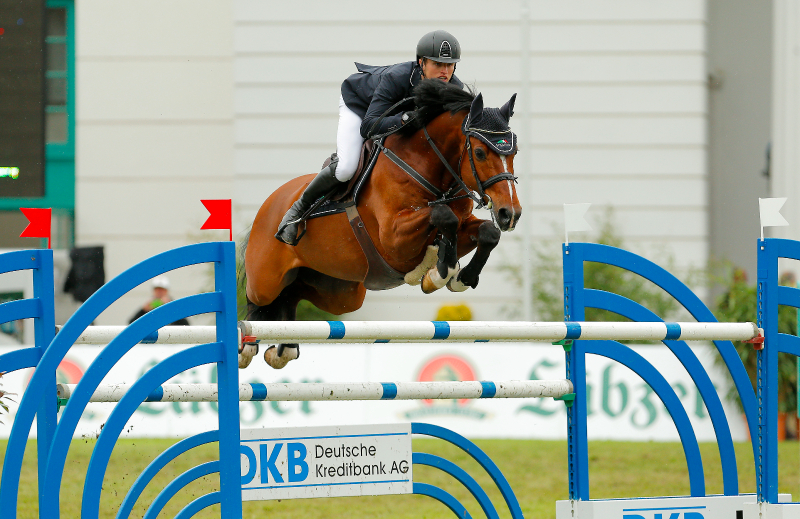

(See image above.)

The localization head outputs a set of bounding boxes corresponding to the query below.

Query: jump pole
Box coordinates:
[56,379,573,403]
[61,320,762,345]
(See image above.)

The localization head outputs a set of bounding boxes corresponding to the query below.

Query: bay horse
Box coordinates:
[239,80,522,369]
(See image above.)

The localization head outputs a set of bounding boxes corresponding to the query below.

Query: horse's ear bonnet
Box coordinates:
[500,94,515,120]
[465,93,518,155]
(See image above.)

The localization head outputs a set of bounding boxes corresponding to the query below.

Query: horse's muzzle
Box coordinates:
[496,207,521,231]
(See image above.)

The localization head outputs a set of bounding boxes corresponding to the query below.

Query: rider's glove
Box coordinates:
[401,111,417,125]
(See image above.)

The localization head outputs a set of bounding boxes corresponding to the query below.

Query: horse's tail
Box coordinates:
[236,228,251,319]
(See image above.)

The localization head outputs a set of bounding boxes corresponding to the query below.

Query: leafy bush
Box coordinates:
[436,304,473,321]
[501,209,687,323]
[0,372,16,423]
[713,264,798,413]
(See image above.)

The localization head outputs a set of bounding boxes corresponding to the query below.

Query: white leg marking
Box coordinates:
[238,343,259,369]
[447,268,469,292]
[264,345,299,370]
[405,245,439,285]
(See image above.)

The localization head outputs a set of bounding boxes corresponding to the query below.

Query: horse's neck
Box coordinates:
[385,117,463,189]
[422,118,465,187]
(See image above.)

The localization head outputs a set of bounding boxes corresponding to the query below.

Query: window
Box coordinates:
[45,5,71,146]
[0,0,75,249]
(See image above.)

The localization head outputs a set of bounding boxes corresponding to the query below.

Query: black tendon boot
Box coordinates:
[275,157,343,245]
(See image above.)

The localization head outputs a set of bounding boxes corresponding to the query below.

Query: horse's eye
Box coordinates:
[475,148,486,161]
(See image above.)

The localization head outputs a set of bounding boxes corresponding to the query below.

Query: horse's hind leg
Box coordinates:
[243,292,301,370]
[295,268,366,315]
[421,204,460,294]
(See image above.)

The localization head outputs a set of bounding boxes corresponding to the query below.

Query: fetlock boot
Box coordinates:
[275,157,343,245]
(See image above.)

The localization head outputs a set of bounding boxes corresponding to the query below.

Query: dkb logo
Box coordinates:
[623,512,704,518]
[240,442,309,485]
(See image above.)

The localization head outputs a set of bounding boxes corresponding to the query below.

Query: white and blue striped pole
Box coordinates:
[241,321,761,343]
[63,321,761,345]
[56,379,573,403]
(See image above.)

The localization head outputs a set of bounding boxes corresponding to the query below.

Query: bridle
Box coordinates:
[375,112,518,210]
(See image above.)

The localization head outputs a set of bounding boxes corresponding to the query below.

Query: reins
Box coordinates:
[373,112,518,209]
[367,96,416,138]
[421,126,482,207]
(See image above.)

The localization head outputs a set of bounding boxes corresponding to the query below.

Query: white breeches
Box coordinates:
[336,96,365,182]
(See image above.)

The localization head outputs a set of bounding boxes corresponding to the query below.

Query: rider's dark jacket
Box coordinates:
[341,61,463,139]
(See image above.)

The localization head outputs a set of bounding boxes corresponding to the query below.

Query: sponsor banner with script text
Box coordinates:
[0,342,746,441]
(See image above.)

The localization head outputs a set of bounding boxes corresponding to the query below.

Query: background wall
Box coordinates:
[771,0,800,243]
[707,0,772,281]
[75,0,234,323]
[231,0,710,322]
[69,1,716,324]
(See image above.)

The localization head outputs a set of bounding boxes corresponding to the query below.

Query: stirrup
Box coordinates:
[275,222,306,246]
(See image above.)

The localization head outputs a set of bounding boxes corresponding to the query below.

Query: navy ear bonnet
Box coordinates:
[465,93,517,155]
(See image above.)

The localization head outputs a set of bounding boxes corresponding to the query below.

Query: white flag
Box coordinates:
[564,203,592,244]
[759,198,789,227]
[759,198,789,240]
[564,203,592,232]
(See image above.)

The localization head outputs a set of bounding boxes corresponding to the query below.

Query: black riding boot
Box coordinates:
[275,158,343,245]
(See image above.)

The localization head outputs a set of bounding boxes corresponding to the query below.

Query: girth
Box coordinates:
[300,138,407,291]
[344,205,406,291]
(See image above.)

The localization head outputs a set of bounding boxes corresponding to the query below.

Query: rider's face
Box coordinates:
[419,58,455,82]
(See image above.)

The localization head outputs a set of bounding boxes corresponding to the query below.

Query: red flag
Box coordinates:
[201,199,232,241]
[19,208,52,249]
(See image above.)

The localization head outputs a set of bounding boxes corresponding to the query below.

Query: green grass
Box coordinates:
[3,438,800,518]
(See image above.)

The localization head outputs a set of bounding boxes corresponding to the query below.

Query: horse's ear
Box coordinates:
[469,93,484,123]
[500,93,516,121]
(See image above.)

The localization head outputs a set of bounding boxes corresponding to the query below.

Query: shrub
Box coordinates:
[713,264,798,413]
[436,304,473,321]
[501,208,687,323]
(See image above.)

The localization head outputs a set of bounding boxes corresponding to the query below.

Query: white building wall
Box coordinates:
[233,0,709,321]
[772,0,800,239]
[72,1,708,324]
[75,0,235,324]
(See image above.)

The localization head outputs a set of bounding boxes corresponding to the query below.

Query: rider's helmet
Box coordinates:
[416,30,461,64]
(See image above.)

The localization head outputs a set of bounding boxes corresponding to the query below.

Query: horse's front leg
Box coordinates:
[420,204,460,294]
[448,217,501,292]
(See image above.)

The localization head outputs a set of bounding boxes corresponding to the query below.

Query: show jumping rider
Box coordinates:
[275,30,465,245]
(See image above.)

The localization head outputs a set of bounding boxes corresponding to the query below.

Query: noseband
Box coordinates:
[376,115,518,210]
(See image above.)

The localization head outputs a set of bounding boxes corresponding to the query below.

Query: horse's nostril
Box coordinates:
[498,208,512,224]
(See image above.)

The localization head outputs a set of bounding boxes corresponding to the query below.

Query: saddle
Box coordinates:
[307,139,377,217]
[304,138,406,291]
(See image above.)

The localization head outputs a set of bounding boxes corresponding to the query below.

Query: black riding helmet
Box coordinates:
[416,30,461,64]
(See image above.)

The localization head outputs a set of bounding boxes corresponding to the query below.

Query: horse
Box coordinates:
[239,79,522,369]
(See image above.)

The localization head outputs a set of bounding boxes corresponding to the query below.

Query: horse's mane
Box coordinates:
[399,79,475,135]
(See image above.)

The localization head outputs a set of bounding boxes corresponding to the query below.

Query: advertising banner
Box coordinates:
[241,424,412,501]
[556,494,793,519]
[0,341,747,441]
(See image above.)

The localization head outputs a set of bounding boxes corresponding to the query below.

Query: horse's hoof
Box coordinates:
[447,275,469,292]
[421,275,437,294]
[421,266,455,294]
[238,343,259,369]
[264,345,300,369]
